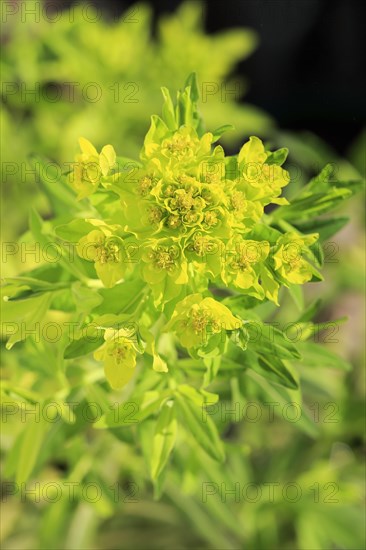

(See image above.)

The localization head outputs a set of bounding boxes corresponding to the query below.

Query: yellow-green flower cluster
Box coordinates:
[67,81,321,387]
[164,293,240,355]
[117,129,288,242]
[71,97,320,307]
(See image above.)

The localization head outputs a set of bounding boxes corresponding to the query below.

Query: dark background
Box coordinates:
[52,0,366,155]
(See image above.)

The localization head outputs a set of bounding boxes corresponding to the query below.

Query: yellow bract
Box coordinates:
[70,138,116,199]
[94,328,137,390]
[164,293,241,350]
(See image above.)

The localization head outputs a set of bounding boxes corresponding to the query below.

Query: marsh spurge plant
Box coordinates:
[3,75,360,490]
[64,78,320,385]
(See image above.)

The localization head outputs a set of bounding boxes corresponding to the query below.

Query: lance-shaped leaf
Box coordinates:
[94,390,173,429]
[150,400,177,480]
[16,418,49,485]
[176,392,225,462]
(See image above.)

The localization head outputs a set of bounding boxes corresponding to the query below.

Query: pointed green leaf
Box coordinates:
[150,400,177,480]
[176,393,225,462]
[16,418,48,485]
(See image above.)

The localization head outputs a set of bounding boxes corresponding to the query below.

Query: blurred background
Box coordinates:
[77,0,366,153]
[1,1,365,549]
[28,0,366,152]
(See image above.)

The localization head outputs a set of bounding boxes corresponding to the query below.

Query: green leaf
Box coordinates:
[245,370,319,437]
[230,342,298,389]
[212,124,235,142]
[275,189,352,221]
[2,277,68,300]
[16,418,49,484]
[3,426,26,478]
[64,330,105,360]
[294,216,349,241]
[246,223,283,244]
[161,87,177,130]
[176,73,203,131]
[307,163,338,192]
[28,154,83,214]
[150,400,177,480]
[176,393,225,462]
[234,325,250,351]
[297,342,351,371]
[309,241,324,267]
[92,280,146,315]
[274,162,364,223]
[178,385,219,407]
[177,86,193,127]
[55,219,95,242]
[296,298,323,322]
[71,282,103,313]
[256,353,299,390]
[144,115,169,147]
[307,163,364,195]
[265,147,289,166]
[29,207,49,247]
[184,72,200,102]
[115,156,143,172]
[2,292,53,349]
[28,209,89,280]
[95,391,172,429]
[249,323,302,361]
[202,356,222,386]
[288,284,304,311]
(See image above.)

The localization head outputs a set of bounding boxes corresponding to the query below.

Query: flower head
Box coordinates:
[273,232,320,285]
[237,136,290,206]
[76,227,126,287]
[164,293,241,351]
[94,328,137,389]
[70,137,116,199]
[222,238,270,299]
[141,240,188,305]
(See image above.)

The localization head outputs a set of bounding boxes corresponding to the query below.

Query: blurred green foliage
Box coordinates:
[1,1,270,162]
